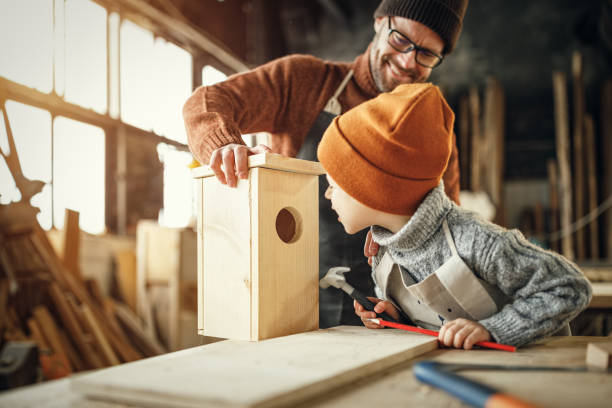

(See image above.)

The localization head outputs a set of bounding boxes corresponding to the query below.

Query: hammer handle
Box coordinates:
[351,289,397,323]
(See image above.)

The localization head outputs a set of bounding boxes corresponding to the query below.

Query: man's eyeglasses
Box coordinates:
[387,16,443,69]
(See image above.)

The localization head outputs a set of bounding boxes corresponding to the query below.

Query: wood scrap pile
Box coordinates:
[0,107,166,382]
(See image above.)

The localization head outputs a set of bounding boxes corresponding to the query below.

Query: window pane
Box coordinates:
[0,111,9,155]
[152,38,192,144]
[5,101,52,228]
[64,0,107,113]
[158,144,194,228]
[202,65,227,86]
[0,156,21,205]
[0,0,53,93]
[120,20,155,131]
[5,101,52,183]
[53,117,105,234]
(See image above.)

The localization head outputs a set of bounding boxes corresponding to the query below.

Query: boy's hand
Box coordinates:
[364,230,379,266]
[438,318,491,349]
[354,297,399,329]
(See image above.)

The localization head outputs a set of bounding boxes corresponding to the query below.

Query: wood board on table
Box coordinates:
[72,326,438,408]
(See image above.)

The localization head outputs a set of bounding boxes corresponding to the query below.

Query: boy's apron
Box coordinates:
[374,219,510,330]
[296,70,373,328]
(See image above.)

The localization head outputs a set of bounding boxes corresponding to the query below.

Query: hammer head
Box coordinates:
[319,266,351,289]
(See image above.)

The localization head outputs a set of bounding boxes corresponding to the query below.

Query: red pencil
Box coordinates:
[368,318,517,352]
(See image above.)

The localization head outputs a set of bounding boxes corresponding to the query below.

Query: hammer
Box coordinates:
[319,267,397,323]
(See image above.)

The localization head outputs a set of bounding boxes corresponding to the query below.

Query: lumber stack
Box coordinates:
[457,77,506,225]
[0,105,166,383]
[549,52,609,261]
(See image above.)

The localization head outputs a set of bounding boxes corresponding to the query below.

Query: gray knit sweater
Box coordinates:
[371,183,592,347]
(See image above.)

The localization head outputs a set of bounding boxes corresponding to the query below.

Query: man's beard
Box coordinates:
[370,32,426,92]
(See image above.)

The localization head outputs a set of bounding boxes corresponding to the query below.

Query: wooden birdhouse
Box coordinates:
[193,153,325,341]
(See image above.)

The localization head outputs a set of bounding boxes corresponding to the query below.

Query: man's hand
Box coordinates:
[438,318,491,349]
[209,144,271,187]
[354,297,399,329]
[364,229,379,266]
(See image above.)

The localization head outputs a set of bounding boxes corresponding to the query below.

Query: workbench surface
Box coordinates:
[1,335,610,408]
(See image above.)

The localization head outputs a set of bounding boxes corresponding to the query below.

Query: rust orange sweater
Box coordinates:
[182,46,460,203]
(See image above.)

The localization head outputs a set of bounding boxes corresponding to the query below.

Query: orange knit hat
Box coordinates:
[317,83,454,215]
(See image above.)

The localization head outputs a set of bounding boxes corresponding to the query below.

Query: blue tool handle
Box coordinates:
[414,361,495,408]
[414,362,539,408]
[351,289,397,323]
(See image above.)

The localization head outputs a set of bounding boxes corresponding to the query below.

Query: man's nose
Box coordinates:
[395,50,418,70]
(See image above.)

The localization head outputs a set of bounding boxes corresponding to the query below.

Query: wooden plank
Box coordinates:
[202,175,251,340]
[72,326,438,408]
[552,71,574,260]
[584,114,599,259]
[572,52,586,259]
[468,86,481,191]
[81,303,121,366]
[47,282,104,369]
[602,80,612,258]
[62,209,81,280]
[57,327,87,372]
[547,160,560,253]
[115,249,138,312]
[196,178,204,335]
[589,282,612,309]
[31,306,73,371]
[251,168,319,340]
[112,300,167,357]
[482,78,505,206]
[586,341,612,369]
[26,318,50,350]
[458,94,470,189]
[192,153,326,179]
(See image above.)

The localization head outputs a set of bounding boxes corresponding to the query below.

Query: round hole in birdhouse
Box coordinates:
[276,207,302,244]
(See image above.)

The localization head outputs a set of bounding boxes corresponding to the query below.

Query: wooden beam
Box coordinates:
[552,71,574,260]
[584,114,599,259]
[93,0,248,73]
[602,80,612,258]
[547,160,559,253]
[62,209,81,280]
[0,77,188,151]
[572,52,586,259]
[469,86,481,191]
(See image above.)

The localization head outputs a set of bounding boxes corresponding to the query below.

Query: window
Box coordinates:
[53,117,105,234]
[121,21,193,143]
[4,101,53,229]
[0,0,54,93]
[64,0,107,113]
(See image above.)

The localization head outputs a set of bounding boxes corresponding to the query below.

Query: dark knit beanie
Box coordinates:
[374,0,468,54]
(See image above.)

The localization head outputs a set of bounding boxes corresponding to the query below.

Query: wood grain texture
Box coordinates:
[62,209,82,280]
[72,326,438,408]
[552,71,574,260]
[572,52,586,260]
[584,114,599,259]
[251,168,319,340]
[192,153,326,179]
[202,175,251,340]
[602,81,612,258]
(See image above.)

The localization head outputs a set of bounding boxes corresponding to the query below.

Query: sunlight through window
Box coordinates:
[158,144,195,228]
[64,0,107,113]
[53,117,105,234]
[202,65,227,86]
[5,101,52,228]
[0,0,53,93]
[120,21,193,143]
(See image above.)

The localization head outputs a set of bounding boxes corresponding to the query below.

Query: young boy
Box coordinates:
[317,83,592,348]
